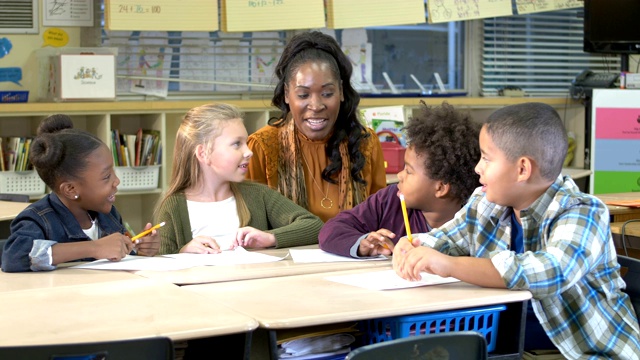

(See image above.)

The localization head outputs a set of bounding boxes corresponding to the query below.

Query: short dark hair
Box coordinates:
[404,101,481,203]
[485,102,567,181]
[30,114,104,190]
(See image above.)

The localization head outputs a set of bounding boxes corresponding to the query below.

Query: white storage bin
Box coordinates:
[115,166,160,191]
[0,171,46,196]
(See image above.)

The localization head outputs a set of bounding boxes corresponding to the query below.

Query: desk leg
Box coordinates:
[248,328,279,360]
[490,300,526,360]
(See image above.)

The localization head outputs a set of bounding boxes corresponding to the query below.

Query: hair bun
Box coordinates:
[37,114,74,136]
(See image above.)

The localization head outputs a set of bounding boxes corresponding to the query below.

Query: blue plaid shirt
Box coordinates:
[417,176,640,359]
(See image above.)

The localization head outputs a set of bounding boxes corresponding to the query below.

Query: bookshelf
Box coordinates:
[0,97,585,232]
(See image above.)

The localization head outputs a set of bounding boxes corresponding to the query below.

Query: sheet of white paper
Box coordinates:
[289,249,387,263]
[70,255,193,271]
[325,269,460,290]
[163,247,285,266]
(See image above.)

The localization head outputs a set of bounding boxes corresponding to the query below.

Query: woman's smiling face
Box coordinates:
[285,61,343,141]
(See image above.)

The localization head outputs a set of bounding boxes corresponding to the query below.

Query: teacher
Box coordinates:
[247,31,386,222]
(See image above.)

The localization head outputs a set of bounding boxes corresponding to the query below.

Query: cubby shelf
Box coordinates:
[0,97,585,232]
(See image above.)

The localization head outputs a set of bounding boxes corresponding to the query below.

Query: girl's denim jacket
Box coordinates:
[1,192,126,272]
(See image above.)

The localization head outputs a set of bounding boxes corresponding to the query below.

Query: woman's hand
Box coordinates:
[180,236,221,254]
[358,229,395,257]
[233,227,276,249]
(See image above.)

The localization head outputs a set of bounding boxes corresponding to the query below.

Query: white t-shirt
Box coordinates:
[82,219,99,240]
[187,196,240,250]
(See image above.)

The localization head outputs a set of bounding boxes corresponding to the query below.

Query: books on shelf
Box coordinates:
[111,128,161,167]
[1,136,35,172]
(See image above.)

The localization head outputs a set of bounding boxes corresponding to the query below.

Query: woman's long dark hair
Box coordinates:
[270,31,368,185]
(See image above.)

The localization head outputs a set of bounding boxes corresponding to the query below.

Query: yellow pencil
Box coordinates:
[399,194,413,243]
[130,222,165,241]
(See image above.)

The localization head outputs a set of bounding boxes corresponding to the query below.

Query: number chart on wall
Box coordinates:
[590,89,640,194]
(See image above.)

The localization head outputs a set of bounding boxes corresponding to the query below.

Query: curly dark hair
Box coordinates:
[403,101,481,203]
[30,114,103,190]
[270,31,368,185]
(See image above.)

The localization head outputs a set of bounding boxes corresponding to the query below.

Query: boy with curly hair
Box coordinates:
[319,101,481,257]
[393,102,639,358]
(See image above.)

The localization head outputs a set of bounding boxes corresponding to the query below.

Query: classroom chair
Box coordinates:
[0,193,30,203]
[0,337,174,360]
[618,254,640,319]
[344,331,488,360]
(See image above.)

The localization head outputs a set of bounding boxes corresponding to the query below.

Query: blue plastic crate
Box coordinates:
[360,305,506,352]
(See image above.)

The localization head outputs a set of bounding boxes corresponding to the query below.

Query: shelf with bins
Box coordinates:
[0,114,49,199]
[0,97,585,232]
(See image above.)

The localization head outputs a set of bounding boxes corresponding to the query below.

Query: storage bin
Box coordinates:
[378,130,405,174]
[115,165,160,191]
[0,171,46,196]
[360,305,506,352]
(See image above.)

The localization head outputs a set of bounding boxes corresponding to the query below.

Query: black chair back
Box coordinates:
[0,337,174,360]
[619,255,640,319]
[345,331,487,360]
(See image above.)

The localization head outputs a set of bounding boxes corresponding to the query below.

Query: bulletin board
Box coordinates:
[220,0,325,32]
[104,0,218,31]
[426,0,513,24]
[325,0,426,29]
[590,89,640,194]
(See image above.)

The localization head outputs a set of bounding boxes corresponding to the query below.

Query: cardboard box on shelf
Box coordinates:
[36,47,117,102]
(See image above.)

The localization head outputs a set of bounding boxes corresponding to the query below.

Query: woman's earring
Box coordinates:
[74,195,79,199]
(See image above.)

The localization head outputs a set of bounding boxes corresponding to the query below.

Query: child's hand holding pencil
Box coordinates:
[359,229,395,256]
[130,222,164,257]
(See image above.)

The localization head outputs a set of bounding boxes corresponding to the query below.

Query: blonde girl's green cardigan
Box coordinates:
[156,181,324,255]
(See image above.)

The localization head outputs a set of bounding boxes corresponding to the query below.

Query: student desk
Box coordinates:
[596,192,640,223]
[133,245,392,285]
[0,265,143,293]
[0,200,29,238]
[0,278,258,346]
[0,200,29,221]
[609,221,640,259]
[184,268,532,360]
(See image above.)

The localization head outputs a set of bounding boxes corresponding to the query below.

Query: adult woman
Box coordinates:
[247,31,387,222]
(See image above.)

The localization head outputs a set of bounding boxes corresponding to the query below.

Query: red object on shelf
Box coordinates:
[377,130,405,174]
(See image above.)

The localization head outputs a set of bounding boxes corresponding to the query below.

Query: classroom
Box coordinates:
[0,0,639,359]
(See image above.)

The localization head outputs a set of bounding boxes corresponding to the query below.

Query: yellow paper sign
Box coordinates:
[427,0,513,24]
[516,0,583,15]
[104,0,218,31]
[42,28,69,48]
[221,0,324,32]
[326,0,426,29]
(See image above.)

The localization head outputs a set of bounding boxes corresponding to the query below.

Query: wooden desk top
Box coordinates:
[183,268,531,329]
[0,279,258,346]
[134,245,392,285]
[610,221,640,237]
[595,192,640,216]
[0,200,29,221]
[0,265,143,293]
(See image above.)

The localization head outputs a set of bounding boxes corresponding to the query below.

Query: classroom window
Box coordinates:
[481,9,621,97]
[361,22,465,92]
[95,2,465,99]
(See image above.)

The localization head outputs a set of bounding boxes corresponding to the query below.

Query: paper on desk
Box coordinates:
[71,248,285,271]
[325,269,459,290]
[163,246,285,266]
[289,248,387,263]
[70,255,193,271]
